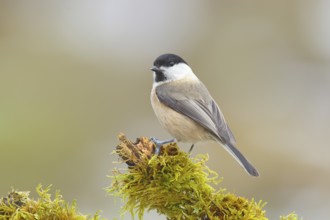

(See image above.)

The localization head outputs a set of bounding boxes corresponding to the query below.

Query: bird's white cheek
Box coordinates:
[165,63,198,81]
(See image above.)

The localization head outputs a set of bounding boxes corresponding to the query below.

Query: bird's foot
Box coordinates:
[150,137,176,155]
[188,144,195,154]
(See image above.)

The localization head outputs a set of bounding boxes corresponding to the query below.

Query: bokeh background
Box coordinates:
[1,1,330,219]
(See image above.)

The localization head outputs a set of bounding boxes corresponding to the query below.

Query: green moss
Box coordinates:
[280,212,299,220]
[1,134,301,220]
[0,185,102,220]
[108,143,269,219]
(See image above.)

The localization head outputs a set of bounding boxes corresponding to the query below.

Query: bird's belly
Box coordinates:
[151,91,211,143]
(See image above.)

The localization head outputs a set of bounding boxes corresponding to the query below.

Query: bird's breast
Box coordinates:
[150,87,212,143]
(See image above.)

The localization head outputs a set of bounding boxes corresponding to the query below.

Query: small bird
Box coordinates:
[150,53,259,177]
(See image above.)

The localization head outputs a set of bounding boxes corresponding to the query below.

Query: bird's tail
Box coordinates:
[218,141,259,177]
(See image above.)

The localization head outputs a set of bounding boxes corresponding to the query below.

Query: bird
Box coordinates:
[149,53,259,177]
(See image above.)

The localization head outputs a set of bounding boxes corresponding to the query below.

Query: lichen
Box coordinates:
[108,134,270,220]
[0,185,102,220]
[280,212,299,220]
[1,133,301,220]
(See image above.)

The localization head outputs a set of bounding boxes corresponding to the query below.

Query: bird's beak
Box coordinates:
[151,66,161,73]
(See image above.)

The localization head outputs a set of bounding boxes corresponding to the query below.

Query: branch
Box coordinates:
[108,133,299,220]
[0,133,300,220]
[0,185,102,220]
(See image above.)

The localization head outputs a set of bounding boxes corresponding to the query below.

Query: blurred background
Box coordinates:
[1,1,330,219]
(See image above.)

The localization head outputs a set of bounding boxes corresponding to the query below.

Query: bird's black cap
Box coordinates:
[153,53,188,68]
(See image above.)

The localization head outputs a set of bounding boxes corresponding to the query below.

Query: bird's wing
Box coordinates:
[156,80,259,176]
[155,80,235,145]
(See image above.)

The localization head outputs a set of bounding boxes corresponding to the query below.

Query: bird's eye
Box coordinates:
[169,61,175,66]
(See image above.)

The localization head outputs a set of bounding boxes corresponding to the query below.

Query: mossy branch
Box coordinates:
[0,133,300,220]
[108,133,299,220]
[0,185,102,220]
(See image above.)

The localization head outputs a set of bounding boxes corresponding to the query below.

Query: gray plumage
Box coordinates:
[155,80,259,176]
[150,53,259,177]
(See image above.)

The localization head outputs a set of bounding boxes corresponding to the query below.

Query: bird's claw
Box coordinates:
[149,137,176,155]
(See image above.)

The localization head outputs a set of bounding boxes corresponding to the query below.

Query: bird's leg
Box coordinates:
[150,137,176,155]
[188,144,195,154]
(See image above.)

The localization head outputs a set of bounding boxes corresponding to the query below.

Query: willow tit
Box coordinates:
[150,53,259,177]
